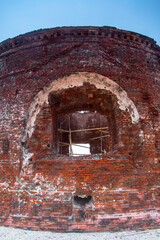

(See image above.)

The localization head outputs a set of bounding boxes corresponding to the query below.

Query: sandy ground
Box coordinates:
[0,227,160,240]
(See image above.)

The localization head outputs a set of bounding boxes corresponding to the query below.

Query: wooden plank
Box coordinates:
[58,126,108,133]
[69,128,73,156]
[90,134,109,141]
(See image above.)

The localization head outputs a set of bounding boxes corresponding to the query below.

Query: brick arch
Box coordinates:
[22,72,139,142]
[21,72,140,171]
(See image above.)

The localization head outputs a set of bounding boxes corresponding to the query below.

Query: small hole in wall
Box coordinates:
[21,141,26,147]
[47,144,50,148]
[43,35,48,40]
[74,195,92,206]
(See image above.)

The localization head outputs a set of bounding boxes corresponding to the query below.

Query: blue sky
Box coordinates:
[1,0,160,45]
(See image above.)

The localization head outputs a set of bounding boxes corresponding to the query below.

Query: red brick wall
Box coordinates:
[0,26,160,232]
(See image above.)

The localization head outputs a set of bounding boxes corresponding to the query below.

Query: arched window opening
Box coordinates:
[48,83,118,156]
[22,72,140,175]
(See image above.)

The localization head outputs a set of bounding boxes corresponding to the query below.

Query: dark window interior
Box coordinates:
[48,83,117,156]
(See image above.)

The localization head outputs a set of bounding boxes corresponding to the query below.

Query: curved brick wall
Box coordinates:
[0,26,160,232]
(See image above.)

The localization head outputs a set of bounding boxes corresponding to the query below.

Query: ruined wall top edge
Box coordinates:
[0,26,159,56]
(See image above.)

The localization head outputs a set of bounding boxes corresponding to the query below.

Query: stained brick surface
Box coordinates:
[0,26,160,232]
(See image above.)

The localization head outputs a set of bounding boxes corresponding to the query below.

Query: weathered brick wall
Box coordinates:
[0,26,159,232]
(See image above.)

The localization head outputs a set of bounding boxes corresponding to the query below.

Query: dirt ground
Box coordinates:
[0,227,160,240]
